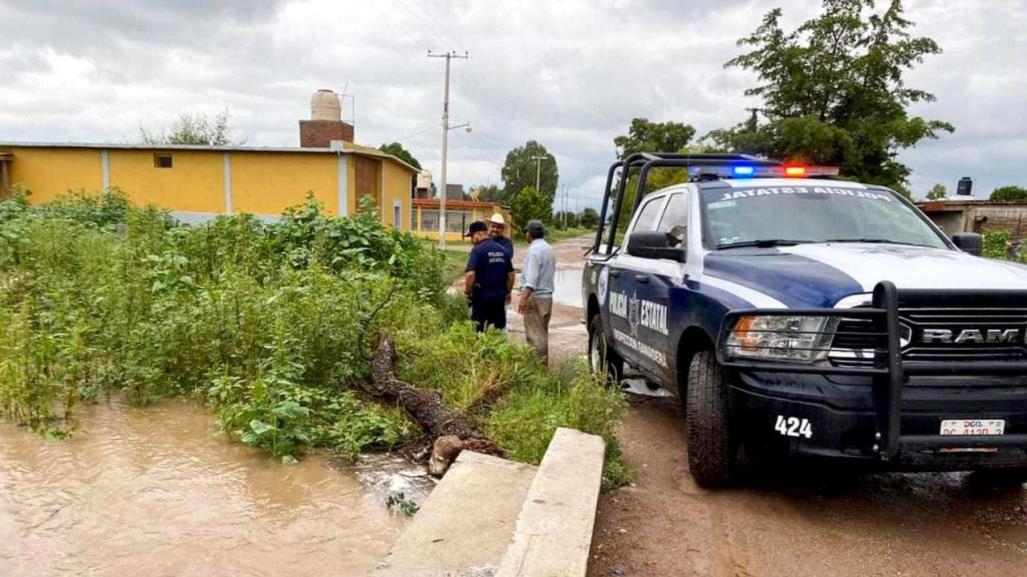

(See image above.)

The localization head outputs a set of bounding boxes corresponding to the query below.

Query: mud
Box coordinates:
[0,399,413,577]
[518,234,1027,577]
[588,397,1027,577]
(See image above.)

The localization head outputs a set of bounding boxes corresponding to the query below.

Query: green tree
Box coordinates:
[611,120,699,225]
[578,207,600,229]
[140,110,243,146]
[991,186,1027,201]
[553,211,579,230]
[510,186,552,236]
[378,142,422,170]
[501,141,559,204]
[474,184,503,203]
[925,184,947,200]
[614,118,696,158]
[708,0,954,194]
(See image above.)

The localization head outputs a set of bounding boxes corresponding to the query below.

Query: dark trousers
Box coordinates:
[471,298,506,332]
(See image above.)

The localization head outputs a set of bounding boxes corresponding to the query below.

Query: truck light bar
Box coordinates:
[696,164,840,180]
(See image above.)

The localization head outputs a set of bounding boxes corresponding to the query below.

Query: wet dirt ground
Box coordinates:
[0,399,419,577]
[515,235,1027,577]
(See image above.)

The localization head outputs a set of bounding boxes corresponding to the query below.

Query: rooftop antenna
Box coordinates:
[339,81,355,128]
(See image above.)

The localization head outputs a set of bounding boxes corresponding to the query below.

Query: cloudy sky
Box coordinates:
[1,0,1025,209]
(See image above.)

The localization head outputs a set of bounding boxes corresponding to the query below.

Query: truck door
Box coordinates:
[615,192,688,382]
[607,195,669,372]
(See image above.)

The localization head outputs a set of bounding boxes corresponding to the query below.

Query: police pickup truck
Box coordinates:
[583,153,1027,487]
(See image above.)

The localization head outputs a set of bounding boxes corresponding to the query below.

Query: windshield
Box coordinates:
[701,185,949,249]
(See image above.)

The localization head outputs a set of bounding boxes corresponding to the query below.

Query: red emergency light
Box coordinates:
[784,166,807,177]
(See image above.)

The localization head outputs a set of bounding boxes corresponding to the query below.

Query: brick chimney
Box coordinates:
[299,89,354,147]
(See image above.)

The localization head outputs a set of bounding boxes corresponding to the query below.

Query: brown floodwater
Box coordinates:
[0,398,417,577]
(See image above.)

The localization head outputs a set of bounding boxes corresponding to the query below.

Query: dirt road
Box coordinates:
[525,235,1027,577]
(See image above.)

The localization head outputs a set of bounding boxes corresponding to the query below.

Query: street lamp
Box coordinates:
[437,121,472,250]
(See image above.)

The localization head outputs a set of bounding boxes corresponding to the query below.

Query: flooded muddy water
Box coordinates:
[552,268,584,308]
[0,399,414,577]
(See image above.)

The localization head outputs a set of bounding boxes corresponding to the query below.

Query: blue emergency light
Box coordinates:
[733,166,755,177]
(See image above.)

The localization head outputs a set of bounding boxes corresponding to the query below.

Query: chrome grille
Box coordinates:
[901,307,1027,362]
[829,306,1027,367]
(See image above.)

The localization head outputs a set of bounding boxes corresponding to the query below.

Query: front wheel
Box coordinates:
[685,350,737,488]
[588,315,623,387]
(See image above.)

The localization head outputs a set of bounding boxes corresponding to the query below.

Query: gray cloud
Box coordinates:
[0,0,1023,209]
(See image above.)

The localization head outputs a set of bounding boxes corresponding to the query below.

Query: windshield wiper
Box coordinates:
[716,239,809,250]
[825,238,931,247]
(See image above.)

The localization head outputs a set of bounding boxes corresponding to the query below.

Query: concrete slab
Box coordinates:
[495,428,605,577]
[373,451,537,577]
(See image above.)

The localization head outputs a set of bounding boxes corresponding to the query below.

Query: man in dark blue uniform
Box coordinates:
[464,221,514,332]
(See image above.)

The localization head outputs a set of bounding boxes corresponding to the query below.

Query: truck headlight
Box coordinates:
[724,315,838,363]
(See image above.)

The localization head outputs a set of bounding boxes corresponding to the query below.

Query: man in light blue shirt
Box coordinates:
[517,220,556,363]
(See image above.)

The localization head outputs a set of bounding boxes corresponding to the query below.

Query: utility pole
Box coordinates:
[428,50,469,250]
[531,154,547,193]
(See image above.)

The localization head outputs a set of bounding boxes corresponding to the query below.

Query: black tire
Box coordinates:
[588,315,623,387]
[685,350,737,488]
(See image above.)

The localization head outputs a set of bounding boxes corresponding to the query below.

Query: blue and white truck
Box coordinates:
[582,153,1027,487]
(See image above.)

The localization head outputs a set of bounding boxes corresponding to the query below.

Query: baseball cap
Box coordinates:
[488,213,506,225]
[526,220,545,235]
[465,221,488,237]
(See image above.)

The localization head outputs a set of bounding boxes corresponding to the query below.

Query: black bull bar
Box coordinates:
[716,281,1027,460]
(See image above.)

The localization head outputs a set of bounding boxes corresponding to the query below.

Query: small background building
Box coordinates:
[916,199,1027,236]
[411,198,512,242]
[414,171,433,199]
[0,90,417,230]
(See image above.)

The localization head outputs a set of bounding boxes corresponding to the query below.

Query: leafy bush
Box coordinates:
[982,229,1013,260]
[981,229,1027,264]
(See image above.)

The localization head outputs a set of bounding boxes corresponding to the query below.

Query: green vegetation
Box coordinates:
[378,142,422,170]
[706,0,953,195]
[386,491,421,517]
[140,109,242,146]
[990,186,1027,202]
[500,141,559,205]
[926,184,947,200]
[511,186,552,235]
[982,229,1026,263]
[545,226,594,244]
[0,190,627,485]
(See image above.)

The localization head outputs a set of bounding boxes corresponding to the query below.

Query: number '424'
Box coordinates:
[774,415,813,439]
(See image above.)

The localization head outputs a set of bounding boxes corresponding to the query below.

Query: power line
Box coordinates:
[409,0,466,52]
[398,0,460,52]
[395,123,440,143]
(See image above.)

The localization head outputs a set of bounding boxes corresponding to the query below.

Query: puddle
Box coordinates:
[552,268,584,308]
[0,399,411,577]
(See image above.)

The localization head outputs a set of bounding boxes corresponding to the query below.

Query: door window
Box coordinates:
[631,197,664,233]
[657,193,687,247]
[657,194,687,232]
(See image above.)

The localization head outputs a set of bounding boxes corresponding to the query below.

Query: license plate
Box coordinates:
[940,419,1005,436]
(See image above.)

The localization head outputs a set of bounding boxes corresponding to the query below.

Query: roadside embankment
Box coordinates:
[374,428,605,577]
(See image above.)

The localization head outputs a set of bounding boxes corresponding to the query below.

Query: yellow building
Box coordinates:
[411,198,513,242]
[0,141,418,229]
[0,90,417,229]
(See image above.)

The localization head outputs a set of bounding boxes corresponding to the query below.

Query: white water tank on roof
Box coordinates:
[311,89,341,121]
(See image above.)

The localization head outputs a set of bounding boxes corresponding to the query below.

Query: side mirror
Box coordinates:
[952,232,982,256]
[627,231,686,262]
